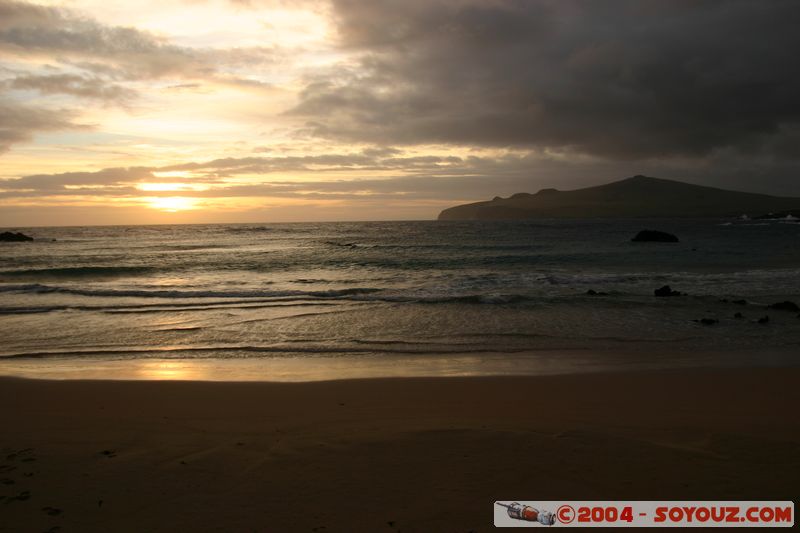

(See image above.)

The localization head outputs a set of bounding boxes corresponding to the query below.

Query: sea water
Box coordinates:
[1,219,798,380]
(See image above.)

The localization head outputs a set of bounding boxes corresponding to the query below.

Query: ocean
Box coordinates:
[1,219,799,380]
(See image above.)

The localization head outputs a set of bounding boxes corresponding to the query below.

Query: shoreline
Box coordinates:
[1,367,798,531]
[1,345,798,382]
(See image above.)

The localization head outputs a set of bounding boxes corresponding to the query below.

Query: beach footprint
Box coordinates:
[4,490,31,503]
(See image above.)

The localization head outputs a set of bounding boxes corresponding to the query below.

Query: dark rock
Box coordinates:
[732,299,747,305]
[768,301,800,312]
[758,316,770,324]
[586,290,609,296]
[632,230,679,243]
[0,231,33,242]
[734,312,744,319]
[695,318,719,325]
[654,285,681,297]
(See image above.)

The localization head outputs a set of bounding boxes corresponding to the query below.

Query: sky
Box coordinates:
[1,0,799,226]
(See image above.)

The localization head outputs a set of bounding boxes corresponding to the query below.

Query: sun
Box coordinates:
[146,197,197,212]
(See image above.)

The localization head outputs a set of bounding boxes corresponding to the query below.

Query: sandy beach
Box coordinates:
[1,367,797,532]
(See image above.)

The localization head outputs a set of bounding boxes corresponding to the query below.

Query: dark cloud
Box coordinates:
[291,0,800,161]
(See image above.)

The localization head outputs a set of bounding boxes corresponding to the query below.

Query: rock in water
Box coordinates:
[586,289,609,296]
[632,230,679,243]
[695,318,719,325]
[654,285,681,297]
[768,301,800,312]
[0,231,34,242]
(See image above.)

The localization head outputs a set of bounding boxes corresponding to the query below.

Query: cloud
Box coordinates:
[0,149,526,200]
[0,98,85,153]
[0,0,203,79]
[4,166,155,191]
[0,0,283,152]
[4,142,800,205]
[290,0,800,160]
[5,73,137,102]
[0,1,282,84]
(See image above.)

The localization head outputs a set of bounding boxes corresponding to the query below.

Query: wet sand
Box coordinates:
[1,368,798,532]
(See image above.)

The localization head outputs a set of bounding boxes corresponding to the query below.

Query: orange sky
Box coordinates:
[0,0,486,224]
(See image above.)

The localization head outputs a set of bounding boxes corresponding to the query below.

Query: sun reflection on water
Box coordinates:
[133,361,212,381]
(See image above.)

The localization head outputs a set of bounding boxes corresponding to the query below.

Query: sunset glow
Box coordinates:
[137,183,207,192]
[1,0,799,226]
[146,197,197,212]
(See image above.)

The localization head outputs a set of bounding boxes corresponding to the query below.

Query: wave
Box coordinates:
[225,226,273,233]
[321,241,544,251]
[0,266,156,279]
[0,281,541,305]
[371,293,533,304]
[542,272,671,285]
[0,283,537,308]
[127,243,239,252]
[0,283,382,299]
[0,344,525,360]
[0,306,66,315]
[0,283,551,316]
[0,299,347,316]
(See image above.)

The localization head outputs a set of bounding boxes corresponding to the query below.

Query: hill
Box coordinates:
[437,176,800,220]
